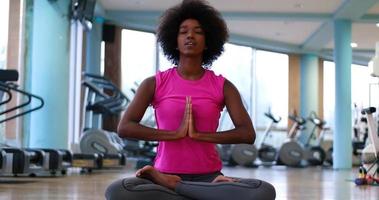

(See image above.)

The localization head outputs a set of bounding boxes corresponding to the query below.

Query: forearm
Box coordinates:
[192,126,255,144]
[118,121,179,141]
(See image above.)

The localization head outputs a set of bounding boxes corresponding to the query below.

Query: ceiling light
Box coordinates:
[376,23,379,27]
[351,43,358,48]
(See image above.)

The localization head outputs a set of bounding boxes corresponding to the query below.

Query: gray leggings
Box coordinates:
[105,172,276,200]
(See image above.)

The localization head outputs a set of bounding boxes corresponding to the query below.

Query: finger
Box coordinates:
[184,96,189,118]
[135,169,142,177]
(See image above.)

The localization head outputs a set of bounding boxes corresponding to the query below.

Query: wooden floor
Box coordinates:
[0,164,378,200]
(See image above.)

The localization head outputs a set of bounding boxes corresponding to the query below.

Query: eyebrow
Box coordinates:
[179,25,203,29]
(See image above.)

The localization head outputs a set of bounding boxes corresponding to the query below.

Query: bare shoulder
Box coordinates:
[141,76,156,86]
[223,79,239,96]
[138,76,156,93]
[132,76,156,104]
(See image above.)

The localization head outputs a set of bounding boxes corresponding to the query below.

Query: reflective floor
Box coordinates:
[0,165,378,200]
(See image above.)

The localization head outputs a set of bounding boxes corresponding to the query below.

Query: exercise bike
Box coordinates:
[217,109,257,167]
[302,111,327,166]
[360,107,379,177]
[277,113,305,167]
[257,110,281,165]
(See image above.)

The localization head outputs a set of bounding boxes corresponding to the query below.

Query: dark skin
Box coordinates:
[118,19,255,190]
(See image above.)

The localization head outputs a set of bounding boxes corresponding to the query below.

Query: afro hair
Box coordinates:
[156,0,229,67]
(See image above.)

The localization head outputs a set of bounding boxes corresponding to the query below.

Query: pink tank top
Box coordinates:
[152,67,225,174]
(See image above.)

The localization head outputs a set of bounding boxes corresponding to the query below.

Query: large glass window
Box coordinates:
[323,61,335,129]
[212,43,253,130]
[351,64,371,109]
[254,50,289,129]
[323,61,377,131]
[121,29,157,127]
[158,46,173,71]
[121,29,156,95]
[0,0,9,69]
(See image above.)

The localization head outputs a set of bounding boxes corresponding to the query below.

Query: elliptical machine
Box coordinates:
[277,113,305,167]
[257,110,281,165]
[78,73,128,169]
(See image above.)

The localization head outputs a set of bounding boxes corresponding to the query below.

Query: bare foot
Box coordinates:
[136,165,181,190]
[212,175,238,183]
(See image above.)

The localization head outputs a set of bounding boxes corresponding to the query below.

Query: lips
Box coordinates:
[185,41,196,46]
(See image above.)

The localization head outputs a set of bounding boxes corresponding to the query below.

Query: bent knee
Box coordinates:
[239,179,276,200]
[259,180,276,200]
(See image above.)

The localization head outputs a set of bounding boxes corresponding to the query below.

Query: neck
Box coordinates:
[177,57,205,80]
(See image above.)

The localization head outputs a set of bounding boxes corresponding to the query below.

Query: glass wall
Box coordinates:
[254,50,289,129]
[212,43,254,131]
[122,29,289,133]
[323,61,377,131]
[121,29,156,97]
[121,29,157,127]
[158,46,173,71]
[323,61,335,129]
[0,0,9,69]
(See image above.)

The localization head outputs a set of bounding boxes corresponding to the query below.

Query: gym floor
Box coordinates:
[0,164,377,200]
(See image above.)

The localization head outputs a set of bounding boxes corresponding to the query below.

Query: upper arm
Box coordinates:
[223,79,252,129]
[121,76,156,124]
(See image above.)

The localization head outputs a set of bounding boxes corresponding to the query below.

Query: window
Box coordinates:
[158,46,173,71]
[0,0,9,69]
[212,43,253,130]
[323,61,335,129]
[121,29,157,127]
[254,50,289,128]
[121,29,156,95]
[351,64,371,109]
[323,61,377,130]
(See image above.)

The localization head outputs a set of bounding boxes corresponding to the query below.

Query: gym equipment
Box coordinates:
[76,73,128,170]
[302,111,327,166]
[360,107,379,177]
[277,113,304,167]
[257,110,281,164]
[72,153,102,173]
[0,69,72,176]
[215,105,257,167]
[230,144,257,167]
[351,107,369,166]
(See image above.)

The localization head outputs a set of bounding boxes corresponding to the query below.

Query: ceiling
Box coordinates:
[96,0,379,65]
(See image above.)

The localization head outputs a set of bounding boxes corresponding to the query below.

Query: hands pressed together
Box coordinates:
[176,96,199,140]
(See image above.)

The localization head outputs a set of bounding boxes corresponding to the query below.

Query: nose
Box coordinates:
[186,30,194,38]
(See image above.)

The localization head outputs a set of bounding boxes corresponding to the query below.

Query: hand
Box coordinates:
[188,97,199,139]
[175,96,190,139]
[212,175,238,183]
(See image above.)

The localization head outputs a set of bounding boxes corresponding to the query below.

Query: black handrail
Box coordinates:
[0,81,44,123]
[82,73,129,115]
[0,85,12,106]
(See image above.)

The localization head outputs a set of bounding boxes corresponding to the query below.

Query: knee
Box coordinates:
[105,177,153,200]
[105,179,124,200]
[257,180,276,200]
[239,179,276,200]
[105,177,185,200]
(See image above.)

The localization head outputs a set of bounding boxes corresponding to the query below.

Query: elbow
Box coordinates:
[244,126,256,144]
[249,129,256,144]
[117,122,132,139]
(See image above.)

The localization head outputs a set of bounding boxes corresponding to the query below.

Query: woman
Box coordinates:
[105,1,276,199]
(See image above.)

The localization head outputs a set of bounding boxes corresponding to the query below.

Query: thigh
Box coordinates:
[105,177,191,200]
